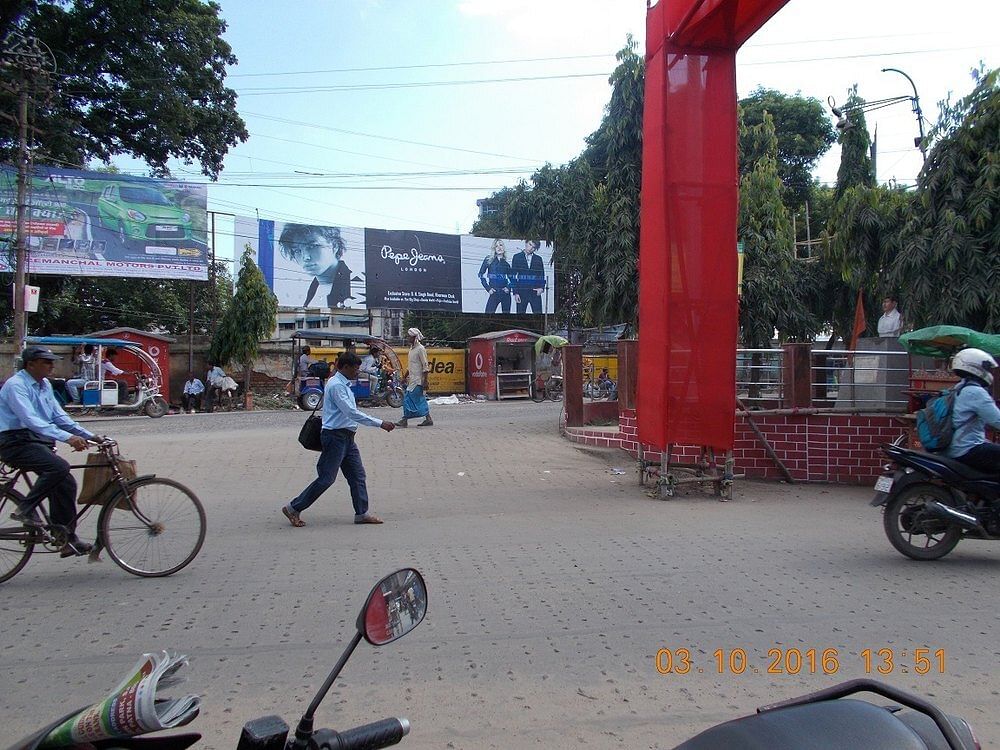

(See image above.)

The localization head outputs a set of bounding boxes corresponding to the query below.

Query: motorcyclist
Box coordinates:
[945,347,1000,474]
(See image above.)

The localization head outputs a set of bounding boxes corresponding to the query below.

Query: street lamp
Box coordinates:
[881,67,927,163]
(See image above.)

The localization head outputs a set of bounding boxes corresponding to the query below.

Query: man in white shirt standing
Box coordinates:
[877,296,903,337]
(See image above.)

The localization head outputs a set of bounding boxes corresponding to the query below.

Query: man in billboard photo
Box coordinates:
[478,238,513,314]
[278,224,353,309]
[511,239,545,314]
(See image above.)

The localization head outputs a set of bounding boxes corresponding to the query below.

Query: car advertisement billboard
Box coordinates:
[236,216,554,314]
[0,165,208,280]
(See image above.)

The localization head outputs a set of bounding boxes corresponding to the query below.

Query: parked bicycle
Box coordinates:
[0,438,206,583]
[531,373,564,402]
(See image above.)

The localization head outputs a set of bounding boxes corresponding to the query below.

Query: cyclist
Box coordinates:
[0,347,100,557]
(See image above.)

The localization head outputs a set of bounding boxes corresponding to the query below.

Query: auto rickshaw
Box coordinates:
[27,336,170,418]
[291,331,404,411]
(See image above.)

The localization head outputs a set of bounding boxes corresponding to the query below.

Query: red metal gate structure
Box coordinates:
[638,0,791,451]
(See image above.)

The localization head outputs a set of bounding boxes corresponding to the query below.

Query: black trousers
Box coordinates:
[516,292,542,314]
[0,433,78,533]
[956,442,1000,475]
[182,393,202,412]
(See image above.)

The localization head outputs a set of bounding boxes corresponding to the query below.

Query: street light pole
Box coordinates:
[881,67,927,163]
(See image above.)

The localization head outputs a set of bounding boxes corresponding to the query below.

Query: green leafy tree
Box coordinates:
[1,0,247,178]
[738,112,816,347]
[739,88,836,210]
[834,86,875,201]
[210,246,276,394]
[890,68,1000,330]
[823,185,911,339]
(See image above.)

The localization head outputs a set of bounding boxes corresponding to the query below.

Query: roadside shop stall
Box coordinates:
[467,329,540,400]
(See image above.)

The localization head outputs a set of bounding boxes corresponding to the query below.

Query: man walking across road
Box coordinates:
[282,351,395,527]
[396,328,432,427]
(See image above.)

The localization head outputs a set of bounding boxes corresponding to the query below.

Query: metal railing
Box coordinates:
[736,349,784,408]
[810,349,910,410]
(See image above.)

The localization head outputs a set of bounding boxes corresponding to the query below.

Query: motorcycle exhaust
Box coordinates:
[926,501,984,532]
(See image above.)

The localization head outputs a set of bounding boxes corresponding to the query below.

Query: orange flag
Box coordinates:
[848,289,866,350]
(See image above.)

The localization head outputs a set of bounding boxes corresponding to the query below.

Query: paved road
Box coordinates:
[2,401,998,749]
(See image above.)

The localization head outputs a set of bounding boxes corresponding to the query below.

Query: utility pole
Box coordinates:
[0,33,55,347]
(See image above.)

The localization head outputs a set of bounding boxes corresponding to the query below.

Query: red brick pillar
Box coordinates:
[782,342,812,409]
[617,339,638,410]
[563,345,584,427]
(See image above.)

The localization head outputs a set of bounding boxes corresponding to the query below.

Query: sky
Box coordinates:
[140,0,1000,263]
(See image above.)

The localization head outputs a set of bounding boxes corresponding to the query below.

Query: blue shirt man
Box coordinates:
[0,347,99,557]
[282,351,395,527]
[945,378,1000,471]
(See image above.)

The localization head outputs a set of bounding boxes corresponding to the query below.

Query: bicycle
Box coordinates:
[531,374,564,402]
[0,438,206,583]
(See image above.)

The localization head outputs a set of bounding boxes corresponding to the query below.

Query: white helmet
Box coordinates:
[951,347,998,386]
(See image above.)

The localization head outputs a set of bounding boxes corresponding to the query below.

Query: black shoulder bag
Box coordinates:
[298,403,323,451]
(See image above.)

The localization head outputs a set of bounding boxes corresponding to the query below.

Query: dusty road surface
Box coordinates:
[2,401,998,748]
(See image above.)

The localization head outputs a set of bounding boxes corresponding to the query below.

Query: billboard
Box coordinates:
[239,216,555,315]
[236,217,367,309]
[0,165,208,280]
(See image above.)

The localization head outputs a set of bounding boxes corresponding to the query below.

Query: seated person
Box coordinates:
[102,348,129,403]
[944,348,1000,474]
[66,344,98,403]
[182,372,205,413]
[359,345,381,392]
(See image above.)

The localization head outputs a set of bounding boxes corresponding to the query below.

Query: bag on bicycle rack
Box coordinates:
[78,453,137,506]
[298,407,323,452]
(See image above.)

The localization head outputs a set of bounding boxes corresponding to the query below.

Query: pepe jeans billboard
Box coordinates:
[237,215,554,315]
[0,165,209,280]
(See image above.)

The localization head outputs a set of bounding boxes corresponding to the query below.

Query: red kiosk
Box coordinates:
[467,329,541,401]
[89,327,174,400]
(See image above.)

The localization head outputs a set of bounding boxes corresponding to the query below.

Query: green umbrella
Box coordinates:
[898,325,1000,358]
[535,335,569,355]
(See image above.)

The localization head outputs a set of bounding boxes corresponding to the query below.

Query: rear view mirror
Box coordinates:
[360,568,427,645]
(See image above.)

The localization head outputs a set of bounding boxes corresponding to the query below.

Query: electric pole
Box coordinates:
[0,32,55,346]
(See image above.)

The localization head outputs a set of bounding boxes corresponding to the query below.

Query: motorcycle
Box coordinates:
[9,568,427,750]
[871,440,1000,560]
[672,679,979,749]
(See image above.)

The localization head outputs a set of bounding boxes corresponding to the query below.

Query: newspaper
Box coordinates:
[40,650,201,747]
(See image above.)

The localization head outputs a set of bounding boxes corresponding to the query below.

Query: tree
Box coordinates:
[210,245,276,395]
[833,86,875,201]
[1,0,247,178]
[739,88,836,210]
[489,39,644,330]
[737,112,816,348]
[890,68,1000,330]
[823,184,910,338]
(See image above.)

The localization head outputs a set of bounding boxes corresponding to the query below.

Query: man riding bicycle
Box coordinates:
[0,347,101,557]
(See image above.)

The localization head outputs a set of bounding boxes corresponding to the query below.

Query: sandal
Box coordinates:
[282,506,306,527]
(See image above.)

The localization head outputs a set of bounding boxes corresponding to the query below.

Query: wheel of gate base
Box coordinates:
[883,484,962,561]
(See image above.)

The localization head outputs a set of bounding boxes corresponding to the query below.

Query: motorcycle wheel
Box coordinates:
[883,484,962,561]
[300,391,322,411]
[144,396,168,418]
[386,386,404,409]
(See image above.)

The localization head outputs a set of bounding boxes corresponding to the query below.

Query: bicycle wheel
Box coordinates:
[0,488,35,583]
[99,477,206,577]
[548,381,564,402]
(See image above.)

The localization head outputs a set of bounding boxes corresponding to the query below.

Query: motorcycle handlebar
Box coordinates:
[314,717,410,750]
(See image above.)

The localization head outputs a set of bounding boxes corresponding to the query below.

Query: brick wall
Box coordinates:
[566,408,906,485]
